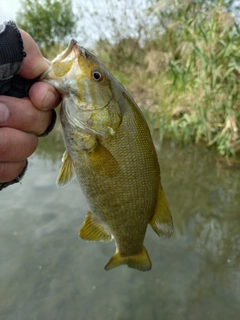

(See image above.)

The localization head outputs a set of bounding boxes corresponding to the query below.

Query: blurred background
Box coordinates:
[1,0,240,156]
[1,1,240,319]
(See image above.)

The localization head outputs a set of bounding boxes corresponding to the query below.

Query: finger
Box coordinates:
[19,30,50,79]
[0,102,9,122]
[0,96,53,136]
[0,160,26,183]
[0,127,38,162]
[28,81,61,111]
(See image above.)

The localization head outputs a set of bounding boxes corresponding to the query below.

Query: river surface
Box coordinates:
[1,127,240,320]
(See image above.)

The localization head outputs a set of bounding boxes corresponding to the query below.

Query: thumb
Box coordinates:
[18,30,50,79]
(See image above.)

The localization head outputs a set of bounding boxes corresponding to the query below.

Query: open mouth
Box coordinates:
[55,39,78,61]
[40,39,79,81]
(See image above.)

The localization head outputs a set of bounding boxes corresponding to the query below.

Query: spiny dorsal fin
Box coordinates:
[56,151,76,187]
[150,185,173,238]
[79,211,112,242]
[105,246,152,271]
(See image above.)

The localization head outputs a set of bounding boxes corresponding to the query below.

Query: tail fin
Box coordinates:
[104,246,152,271]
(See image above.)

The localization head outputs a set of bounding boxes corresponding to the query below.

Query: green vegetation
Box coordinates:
[16,0,76,56]
[154,0,240,157]
[16,0,240,156]
[78,0,240,156]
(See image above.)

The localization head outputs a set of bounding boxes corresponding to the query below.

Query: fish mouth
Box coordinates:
[55,38,78,61]
[40,38,79,81]
[40,39,92,82]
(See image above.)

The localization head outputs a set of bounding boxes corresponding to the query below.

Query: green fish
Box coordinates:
[42,39,173,271]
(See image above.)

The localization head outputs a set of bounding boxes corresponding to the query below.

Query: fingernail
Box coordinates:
[42,90,59,110]
[0,102,9,123]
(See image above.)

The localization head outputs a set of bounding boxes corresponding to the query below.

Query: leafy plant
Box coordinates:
[15,0,240,157]
[16,0,77,55]
[163,2,240,156]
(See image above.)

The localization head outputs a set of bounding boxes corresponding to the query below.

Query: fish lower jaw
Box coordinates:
[41,70,69,94]
[41,76,64,92]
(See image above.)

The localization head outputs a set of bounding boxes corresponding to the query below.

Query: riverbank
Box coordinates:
[44,1,240,158]
[91,3,240,158]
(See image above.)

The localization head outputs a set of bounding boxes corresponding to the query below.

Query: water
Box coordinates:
[1,129,240,320]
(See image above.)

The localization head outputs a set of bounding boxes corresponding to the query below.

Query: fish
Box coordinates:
[42,39,173,271]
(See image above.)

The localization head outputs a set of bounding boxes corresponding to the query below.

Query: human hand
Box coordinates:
[0,29,61,188]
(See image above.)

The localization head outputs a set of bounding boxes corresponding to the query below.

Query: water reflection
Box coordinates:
[37,123,64,164]
[160,142,240,319]
[1,127,240,320]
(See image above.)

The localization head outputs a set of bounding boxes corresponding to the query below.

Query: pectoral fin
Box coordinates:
[56,151,76,187]
[105,246,152,271]
[79,211,112,242]
[87,142,120,177]
[150,185,173,238]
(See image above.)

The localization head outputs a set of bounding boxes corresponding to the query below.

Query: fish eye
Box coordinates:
[91,70,104,82]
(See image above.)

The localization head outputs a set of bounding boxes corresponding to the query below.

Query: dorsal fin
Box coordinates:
[149,185,173,238]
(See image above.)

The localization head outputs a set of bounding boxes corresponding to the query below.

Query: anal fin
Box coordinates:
[150,185,173,238]
[79,211,112,242]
